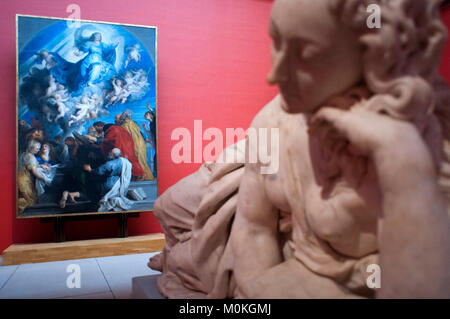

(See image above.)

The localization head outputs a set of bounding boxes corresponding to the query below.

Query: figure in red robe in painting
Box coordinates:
[101,124,145,178]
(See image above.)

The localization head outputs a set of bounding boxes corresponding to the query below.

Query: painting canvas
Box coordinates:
[16,15,157,218]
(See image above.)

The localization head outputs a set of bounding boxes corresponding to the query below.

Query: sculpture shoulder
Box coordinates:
[250,95,307,131]
[250,96,284,130]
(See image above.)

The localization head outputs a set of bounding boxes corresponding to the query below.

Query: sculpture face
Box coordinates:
[267,0,364,114]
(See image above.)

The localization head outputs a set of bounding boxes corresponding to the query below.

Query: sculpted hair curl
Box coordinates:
[329,0,450,199]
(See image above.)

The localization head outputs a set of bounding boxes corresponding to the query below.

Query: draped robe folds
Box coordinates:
[92,157,123,197]
[17,152,38,212]
[98,157,134,212]
[121,118,154,181]
[151,93,380,298]
[47,41,116,92]
[101,125,145,178]
[151,140,246,298]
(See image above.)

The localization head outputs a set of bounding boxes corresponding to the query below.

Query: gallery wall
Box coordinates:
[0,1,449,253]
[0,0,277,253]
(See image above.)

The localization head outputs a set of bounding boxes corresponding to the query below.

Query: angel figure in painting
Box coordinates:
[52,93,70,123]
[149,0,450,299]
[68,95,96,126]
[45,75,67,99]
[106,78,129,107]
[125,43,142,68]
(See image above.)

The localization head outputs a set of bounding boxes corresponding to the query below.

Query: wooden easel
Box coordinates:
[40,212,140,242]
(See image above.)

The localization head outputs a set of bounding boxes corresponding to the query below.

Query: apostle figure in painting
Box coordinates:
[101,122,144,180]
[116,110,154,180]
[142,104,157,177]
[34,143,57,197]
[124,44,142,68]
[83,148,133,212]
[142,104,156,148]
[18,140,49,212]
[59,137,90,208]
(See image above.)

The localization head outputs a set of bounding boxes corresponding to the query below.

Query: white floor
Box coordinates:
[0,252,161,299]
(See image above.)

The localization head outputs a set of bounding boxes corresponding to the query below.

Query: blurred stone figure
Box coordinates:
[149,0,450,298]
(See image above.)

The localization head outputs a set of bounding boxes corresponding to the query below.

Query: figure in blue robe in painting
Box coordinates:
[34,49,79,91]
[35,29,118,92]
[84,148,133,211]
[92,154,124,197]
[74,31,118,89]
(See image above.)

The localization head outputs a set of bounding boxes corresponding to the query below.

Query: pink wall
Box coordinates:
[0,2,449,253]
[441,7,450,80]
[0,0,277,252]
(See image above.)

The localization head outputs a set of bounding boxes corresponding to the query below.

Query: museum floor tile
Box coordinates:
[0,252,162,299]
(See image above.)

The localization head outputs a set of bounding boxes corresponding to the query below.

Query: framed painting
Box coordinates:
[16,15,158,218]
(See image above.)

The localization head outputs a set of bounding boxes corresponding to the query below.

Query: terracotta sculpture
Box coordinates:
[149,0,450,298]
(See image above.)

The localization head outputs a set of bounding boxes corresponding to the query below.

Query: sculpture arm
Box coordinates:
[231,160,281,296]
[312,107,450,298]
[373,130,450,298]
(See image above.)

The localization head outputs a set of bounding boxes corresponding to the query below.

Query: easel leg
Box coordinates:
[118,214,128,238]
[54,217,65,243]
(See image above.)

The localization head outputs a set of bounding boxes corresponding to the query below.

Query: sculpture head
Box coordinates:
[268,0,449,124]
[269,0,450,178]
[267,0,364,114]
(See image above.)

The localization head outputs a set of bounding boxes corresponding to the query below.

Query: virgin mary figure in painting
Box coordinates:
[74,31,119,89]
[36,29,118,92]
